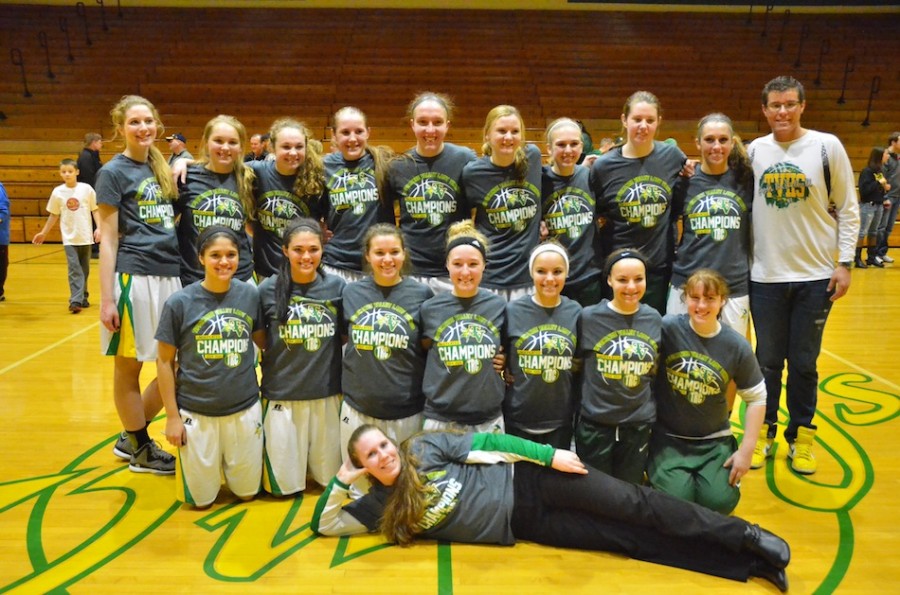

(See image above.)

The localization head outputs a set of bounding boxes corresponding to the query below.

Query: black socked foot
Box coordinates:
[743,524,790,569]
[750,558,788,592]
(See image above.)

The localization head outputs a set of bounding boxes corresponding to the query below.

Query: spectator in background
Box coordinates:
[244,133,269,162]
[575,120,594,165]
[598,137,615,154]
[855,147,891,268]
[874,131,900,264]
[262,133,274,160]
[32,158,101,313]
[0,181,8,301]
[77,132,103,258]
[77,132,103,187]
[165,132,193,166]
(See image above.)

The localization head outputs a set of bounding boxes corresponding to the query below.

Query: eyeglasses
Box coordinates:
[766,101,802,112]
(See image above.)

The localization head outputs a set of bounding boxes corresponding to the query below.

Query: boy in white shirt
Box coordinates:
[33,159,101,313]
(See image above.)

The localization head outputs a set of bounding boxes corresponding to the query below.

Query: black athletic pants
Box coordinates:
[509,462,754,582]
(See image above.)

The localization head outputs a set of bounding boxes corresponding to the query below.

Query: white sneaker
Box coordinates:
[874,256,884,265]
[882,255,894,263]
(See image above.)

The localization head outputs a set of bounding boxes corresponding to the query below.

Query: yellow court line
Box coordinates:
[0,321,99,376]
[822,348,900,392]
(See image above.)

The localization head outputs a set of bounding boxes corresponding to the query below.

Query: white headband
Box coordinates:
[529,243,570,273]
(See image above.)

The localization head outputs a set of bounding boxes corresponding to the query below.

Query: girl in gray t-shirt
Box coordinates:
[387,92,477,283]
[259,219,345,496]
[176,115,256,287]
[461,105,543,296]
[156,225,265,508]
[421,221,506,432]
[576,249,661,485]
[504,243,581,449]
[250,119,324,280]
[340,224,434,451]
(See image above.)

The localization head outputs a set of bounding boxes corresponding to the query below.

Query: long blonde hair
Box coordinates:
[109,95,176,200]
[196,114,256,220]
[481,105,529,181]
[269,117,325,198]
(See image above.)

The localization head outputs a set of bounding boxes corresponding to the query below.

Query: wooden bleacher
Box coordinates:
[1,5,897,244]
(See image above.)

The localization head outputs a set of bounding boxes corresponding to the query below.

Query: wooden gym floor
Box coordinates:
[0,244,897,594]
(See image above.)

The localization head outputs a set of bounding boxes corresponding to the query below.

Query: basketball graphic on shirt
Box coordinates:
[193,308,253,368]
[435,313,500,375]
[257,191,312,236]
[404,173,458,227]
[328,169,378,216]
[593,329,658,388]
[516,324,576,384]
[616,174,670,228]
[543,188,595,242]
[665,350,727,405]
[136,177,176,228]
[349,302,413,360]
[281,299,338,352]
[483,181,539,233]
[188,188,244,232]
[685,189,746,243]
[66,197,80,211]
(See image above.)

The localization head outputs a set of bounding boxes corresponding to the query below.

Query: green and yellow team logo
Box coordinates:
[593,329,658,388]
[543,188,595,242]
[665,350,729,405]
[349,302,413,360]
[193,308,254,368]
[403,172,459,227]
[280,298,338,352]
[435,314,500,375]
[188,188,244,231]
[136,176,175,229]
[685,190,746,243]
[516,324,575,384]
[760,161,809,208]
[483,180,539,233]
[329,169,377,216]
[257,191,313,236]
[616,174,670,228]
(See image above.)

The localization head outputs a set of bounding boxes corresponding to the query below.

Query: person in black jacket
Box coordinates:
[855,147,891,268]
[77,132,103,257]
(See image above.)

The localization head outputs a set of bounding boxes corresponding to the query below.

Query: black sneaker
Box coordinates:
[129,441,176,475]
[112,431,133,460]
[81,299,90,308]
[69,303,83,314]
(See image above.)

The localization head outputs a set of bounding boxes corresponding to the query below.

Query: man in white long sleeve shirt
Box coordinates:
[747,75,860,476]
